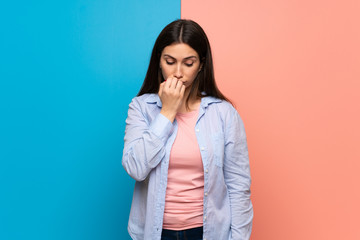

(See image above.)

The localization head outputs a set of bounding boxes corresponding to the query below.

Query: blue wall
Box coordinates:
[0,1,180,239]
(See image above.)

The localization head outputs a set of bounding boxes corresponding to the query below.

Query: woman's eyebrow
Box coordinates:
[184,56,197,60]
[163,54,197,60]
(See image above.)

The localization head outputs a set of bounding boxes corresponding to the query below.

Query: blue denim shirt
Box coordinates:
[122,93,253,240]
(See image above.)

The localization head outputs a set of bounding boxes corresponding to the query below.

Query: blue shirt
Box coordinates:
[122,93,253,240]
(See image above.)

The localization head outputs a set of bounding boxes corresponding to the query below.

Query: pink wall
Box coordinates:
[182,1,360,239]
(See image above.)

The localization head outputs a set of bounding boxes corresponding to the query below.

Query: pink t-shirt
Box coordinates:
[163,108,204,230]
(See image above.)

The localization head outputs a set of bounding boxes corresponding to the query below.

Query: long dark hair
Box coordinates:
[137,19,230,105]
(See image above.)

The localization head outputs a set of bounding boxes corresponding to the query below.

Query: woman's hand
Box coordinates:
[158,76,185,122]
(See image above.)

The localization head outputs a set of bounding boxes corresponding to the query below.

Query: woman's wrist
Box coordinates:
[160,109,177,123]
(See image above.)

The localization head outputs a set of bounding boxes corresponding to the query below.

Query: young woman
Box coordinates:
[122,19,253,240]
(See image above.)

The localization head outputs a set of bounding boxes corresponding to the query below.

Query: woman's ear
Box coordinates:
[198,63,203,72]
[199,58,205,72]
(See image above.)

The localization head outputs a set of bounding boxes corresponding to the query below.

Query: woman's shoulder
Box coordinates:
[202,96,236,113]
[202,96,244,126]
[130,93,159,105]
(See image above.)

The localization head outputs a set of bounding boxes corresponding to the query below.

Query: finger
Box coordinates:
[175,79,184,91]
[168,77,178,89]
[164,75,174,85]
[165,74,174,81]
[164,76,173,88]
[179,84,186,97]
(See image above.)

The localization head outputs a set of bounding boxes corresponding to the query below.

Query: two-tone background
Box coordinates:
[1,1,359,239]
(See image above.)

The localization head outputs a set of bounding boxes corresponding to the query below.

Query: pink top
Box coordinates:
[162,108,204,230]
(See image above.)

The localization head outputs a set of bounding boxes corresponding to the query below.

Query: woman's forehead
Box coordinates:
[161,43,198,59]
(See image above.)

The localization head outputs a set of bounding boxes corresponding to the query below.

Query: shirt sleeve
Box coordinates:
[223,106,253,239]
[122,97,174,181]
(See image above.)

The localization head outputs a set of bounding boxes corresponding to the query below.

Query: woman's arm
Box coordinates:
[122,78,185,181]
[223,107,253,239]
[122,97,174,181]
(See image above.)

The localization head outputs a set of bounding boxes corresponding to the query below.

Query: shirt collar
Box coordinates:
[144,93,222,109]
[145,94,162,108]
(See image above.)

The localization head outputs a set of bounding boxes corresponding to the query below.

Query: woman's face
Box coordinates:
[160,43,202,88]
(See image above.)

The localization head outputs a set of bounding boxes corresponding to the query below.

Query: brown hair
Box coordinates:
[137,19,231,106]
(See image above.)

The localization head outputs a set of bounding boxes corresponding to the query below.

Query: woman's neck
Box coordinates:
[178,89,201,113]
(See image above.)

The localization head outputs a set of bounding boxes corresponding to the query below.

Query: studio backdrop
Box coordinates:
[1,1,359,240]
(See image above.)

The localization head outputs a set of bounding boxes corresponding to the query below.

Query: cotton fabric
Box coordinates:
[122,93,253,240]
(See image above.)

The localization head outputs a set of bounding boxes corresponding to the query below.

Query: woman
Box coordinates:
[122,19,253,240]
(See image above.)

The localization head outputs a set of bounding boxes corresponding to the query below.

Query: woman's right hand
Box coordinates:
[158,76,185,122]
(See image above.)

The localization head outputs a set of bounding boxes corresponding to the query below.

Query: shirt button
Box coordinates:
[195,128,200,132]
[201,147,205,151]
[204,216,207,221]
[205,192,208,196]
[205,169,208,173]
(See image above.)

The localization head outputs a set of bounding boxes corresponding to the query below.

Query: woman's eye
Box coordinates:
[166,61,175,65]
[185,63,194,67]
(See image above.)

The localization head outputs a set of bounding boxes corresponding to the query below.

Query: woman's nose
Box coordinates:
[174,65,183,79]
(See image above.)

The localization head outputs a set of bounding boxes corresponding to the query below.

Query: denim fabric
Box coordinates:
[161,227,203,240]
[122,93,253,240]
